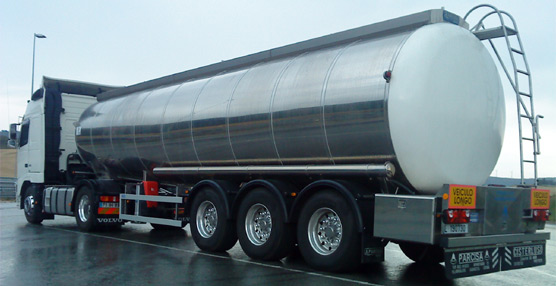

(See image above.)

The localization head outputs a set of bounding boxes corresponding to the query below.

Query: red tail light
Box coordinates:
[533,210,550,222]
[100,196,119,202]
[443,209,471,224]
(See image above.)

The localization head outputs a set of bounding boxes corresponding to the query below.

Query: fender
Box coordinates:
[290,180,371,232]
[232,180,296,222]
[188,180,238,219]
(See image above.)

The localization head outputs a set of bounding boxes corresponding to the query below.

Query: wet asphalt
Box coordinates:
[0,201,554,286]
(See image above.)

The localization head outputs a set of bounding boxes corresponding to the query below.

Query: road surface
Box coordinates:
[0,202,553,285]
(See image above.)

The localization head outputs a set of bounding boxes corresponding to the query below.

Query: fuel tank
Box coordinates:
[76,10,505,194]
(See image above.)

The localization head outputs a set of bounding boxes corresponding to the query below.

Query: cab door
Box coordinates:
[16,119,31,179]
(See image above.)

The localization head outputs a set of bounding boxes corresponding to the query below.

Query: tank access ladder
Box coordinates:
[464,4,543,186]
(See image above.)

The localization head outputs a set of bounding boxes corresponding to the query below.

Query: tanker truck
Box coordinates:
[10,5,550,278]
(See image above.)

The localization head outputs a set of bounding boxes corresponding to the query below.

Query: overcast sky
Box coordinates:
[1,0,555,178]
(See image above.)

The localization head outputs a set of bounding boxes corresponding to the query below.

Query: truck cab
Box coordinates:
[10,77,117,215]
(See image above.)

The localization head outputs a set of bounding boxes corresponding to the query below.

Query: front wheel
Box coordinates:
[297,190,360,272]
[75,186,99,232]
[23,185,44,224]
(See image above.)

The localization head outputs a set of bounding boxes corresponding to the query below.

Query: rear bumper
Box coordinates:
[440,232,550,248]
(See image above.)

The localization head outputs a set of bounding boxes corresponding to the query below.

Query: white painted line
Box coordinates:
[45,226,384,286]
[528,267,556,279]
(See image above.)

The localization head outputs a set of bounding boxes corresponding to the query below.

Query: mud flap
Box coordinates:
[444,242,546,279]
[444,246,499,278]
[361,233,384,263]
[501,242,546,271]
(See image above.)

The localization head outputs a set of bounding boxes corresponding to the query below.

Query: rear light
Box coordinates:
[100,196,119,202]
[443,209,471,224]
[532,209,550,222]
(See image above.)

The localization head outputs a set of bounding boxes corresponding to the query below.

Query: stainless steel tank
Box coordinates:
[76,10,505,194]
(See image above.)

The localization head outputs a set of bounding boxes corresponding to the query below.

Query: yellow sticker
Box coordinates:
[448,185,476,209]
[531,189,550,209]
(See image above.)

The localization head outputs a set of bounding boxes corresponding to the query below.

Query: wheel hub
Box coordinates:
[197,201,218,238]
[24,195,35,216]
[245,203,272,246]
[78,194,91,223]
[308,208,343,255]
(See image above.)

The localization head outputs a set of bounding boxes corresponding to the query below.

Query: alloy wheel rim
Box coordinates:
[307,207,343,255]
[196,201,218,238]
[245,203,272,246]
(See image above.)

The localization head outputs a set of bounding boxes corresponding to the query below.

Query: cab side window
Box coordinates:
[19,120,30,147]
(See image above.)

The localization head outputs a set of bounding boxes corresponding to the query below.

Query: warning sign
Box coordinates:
[448,185,476,209]
[530,189,550,209]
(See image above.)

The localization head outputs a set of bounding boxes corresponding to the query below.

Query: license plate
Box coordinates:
[99,202,119,208]
[444,224,468,234]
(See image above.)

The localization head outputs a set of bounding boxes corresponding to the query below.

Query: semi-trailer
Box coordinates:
[10,5,550,278]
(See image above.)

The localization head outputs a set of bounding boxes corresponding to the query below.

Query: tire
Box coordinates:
[75,186,99,232]
[23,185,44,224]
[399,242,444,264]
[190,187,237,252]
[150,223,185,231]
[296,190,360,272]
[237,188,294,261]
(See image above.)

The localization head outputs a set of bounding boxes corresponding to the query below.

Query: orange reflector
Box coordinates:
[291,192,297,197]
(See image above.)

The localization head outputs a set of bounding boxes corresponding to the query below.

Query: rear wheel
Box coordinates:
[23,185,44,224]
[190,187,237,252]
[297,190,360,272]
[399,242,444,264]
[75,186,99,232]
[237,189,294,260]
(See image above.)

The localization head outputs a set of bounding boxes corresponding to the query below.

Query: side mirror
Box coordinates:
[7,139,16,148]
[9,123,18,140]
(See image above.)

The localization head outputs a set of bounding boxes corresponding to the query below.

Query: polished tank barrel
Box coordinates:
[76,10,505,194]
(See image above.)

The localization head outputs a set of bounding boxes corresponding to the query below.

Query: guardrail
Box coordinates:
[0,177,16,199]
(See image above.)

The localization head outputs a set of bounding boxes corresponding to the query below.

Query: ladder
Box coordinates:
[464,4,543,186]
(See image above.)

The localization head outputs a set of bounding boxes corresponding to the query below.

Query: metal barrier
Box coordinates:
[0,177,16,199]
